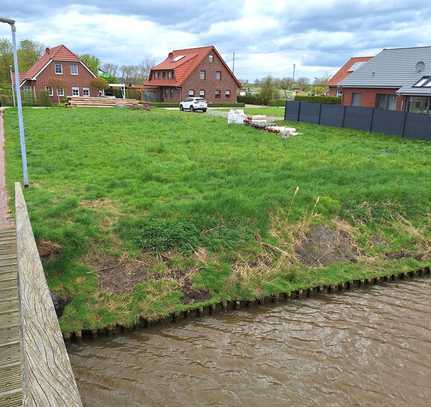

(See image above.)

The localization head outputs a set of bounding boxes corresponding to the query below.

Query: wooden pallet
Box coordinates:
[66,96,140,108]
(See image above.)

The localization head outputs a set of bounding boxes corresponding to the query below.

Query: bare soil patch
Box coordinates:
[37,240,63,259]
[296,224,359,266]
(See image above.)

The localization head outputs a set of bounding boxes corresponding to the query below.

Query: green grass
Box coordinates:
[212,106,285,117]
[4,108,431,334]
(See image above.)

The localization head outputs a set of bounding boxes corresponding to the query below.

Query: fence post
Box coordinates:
[341,106,346,128]
[284,101,288,121]
[297,102,301,121]
[369,108,375,132]
[401,111,408,137]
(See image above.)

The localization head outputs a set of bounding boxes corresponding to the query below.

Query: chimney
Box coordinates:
[45,47,50,54]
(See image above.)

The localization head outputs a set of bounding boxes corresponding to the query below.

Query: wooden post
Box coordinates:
[15,183,83,407]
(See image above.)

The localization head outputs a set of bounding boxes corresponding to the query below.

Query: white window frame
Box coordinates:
[46,86,53,96]
[200,70,206,80]
[72,87,80,97]
[225,89,231,97]
[55,63,63,75]
[215,71,221,80]
[82,87,90,96]
[188,89,194,96]
[199,89,205,97]
[215,89,221,98]
[208,54,214,63]
[57,88,64,97]
[70,64,79,75]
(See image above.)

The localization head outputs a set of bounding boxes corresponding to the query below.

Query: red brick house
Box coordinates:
[144,45,241,103]
[18,45,97,102]
[339,46,431,114]
[327,56,373,97]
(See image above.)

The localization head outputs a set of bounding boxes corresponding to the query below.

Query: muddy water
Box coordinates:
[69,278,431,407]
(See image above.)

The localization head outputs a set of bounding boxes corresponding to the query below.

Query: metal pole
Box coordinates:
[292,64,296,83]
[10,22,29,186]
[232,51,235,74]
[9,65,16,107]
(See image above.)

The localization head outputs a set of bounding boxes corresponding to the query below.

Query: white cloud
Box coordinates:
[0,0,430,80]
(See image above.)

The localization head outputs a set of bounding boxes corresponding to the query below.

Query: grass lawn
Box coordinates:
[212,106,285,117]
[4,108,431,334]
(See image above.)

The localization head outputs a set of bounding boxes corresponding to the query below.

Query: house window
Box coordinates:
[170,88,174,96]
[162,71,166,79]
[71,64,79,75]
[407,96,430,114]
[199,90,205,97]
[351,93,361,106]
[188,89,194,96]
[99,89,105,96]
[46,86,53,96]
[57,88,64,97]
[208,54,214,63]
[215,89,221,98]
[225,89,231,98]
[23,85,31,93]
[55,63,63,75]
[215,71,221,80]
[200,70,206,80]
[82,88,90,96]
[376,94,396,111]
[168,71,172,79]
[72,87,80,96]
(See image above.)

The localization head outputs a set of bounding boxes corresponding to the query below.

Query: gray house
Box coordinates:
[339,46,431,114]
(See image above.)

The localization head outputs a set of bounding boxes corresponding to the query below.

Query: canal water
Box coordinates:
[69,278,431,407]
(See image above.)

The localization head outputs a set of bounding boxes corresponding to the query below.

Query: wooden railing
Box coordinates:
[15,183,83,407]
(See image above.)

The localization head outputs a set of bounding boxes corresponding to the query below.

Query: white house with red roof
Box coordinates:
[144,45,241,103]
[18,45,97,102]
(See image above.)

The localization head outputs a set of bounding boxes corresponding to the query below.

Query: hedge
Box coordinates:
[294,96,341,104]
[237,95,288,106]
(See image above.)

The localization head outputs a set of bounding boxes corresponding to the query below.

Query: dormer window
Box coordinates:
[172,55,184,62]
[71,64,78,75]
[209,54,214,63]
[413,76,431,88]
[200,70,206,80]
[55,63,63,75]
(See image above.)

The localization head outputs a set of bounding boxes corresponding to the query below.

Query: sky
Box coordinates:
[1,0,431,81]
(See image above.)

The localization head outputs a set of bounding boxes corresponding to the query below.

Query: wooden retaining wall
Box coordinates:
[66,265,431,341]
[15,183,83,407]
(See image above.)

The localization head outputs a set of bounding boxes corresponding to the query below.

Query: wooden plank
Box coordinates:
[15,183,83,407]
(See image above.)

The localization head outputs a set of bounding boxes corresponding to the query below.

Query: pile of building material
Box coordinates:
[226,109,297,138]
[66,96,140,108]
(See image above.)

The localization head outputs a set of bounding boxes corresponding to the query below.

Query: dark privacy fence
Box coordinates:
[285,101,431,141]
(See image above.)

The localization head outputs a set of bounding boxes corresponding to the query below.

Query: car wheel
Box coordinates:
[180,105,183,111]
[202,108,207,112]
[190,105,194,112]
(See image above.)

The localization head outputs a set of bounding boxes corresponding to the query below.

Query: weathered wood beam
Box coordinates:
[15,182,82,407]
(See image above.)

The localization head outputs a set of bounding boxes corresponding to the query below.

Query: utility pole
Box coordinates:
[292,64,296,83]
[0,17,29,186]
[232,51,235,74]
[9,65,16,107]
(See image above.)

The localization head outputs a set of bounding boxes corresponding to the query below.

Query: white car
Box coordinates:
[179,97,208,112]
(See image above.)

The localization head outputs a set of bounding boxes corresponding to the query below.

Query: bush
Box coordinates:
[238,95,287,106]
[36,90,53,107]
[294,95,341,104]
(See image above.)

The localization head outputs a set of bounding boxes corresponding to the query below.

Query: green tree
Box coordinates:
[80,54,100,75]
[259,76,279,105]
[17,40,44,72]
[90,77,108,95]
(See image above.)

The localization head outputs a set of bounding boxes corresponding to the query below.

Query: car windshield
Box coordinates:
[194,98,205,101]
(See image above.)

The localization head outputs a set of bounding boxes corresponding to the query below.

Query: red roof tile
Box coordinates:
[145,45,241,88]
[328,56,373,87]
[20,45,90,82]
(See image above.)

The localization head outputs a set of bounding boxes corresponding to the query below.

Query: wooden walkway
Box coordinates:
[0,226,23,407]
